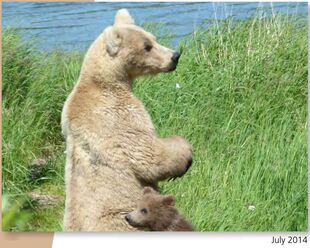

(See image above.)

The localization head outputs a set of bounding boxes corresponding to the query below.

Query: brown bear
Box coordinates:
[61,9,193,231]
[125,187,194,231]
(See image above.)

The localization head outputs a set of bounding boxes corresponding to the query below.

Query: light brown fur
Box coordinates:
[125,187,194,231]
[61,9,193,231]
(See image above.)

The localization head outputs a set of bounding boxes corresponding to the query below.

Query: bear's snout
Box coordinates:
[166,51,181,72]
[125,214,131,224]
[171,51,181,64]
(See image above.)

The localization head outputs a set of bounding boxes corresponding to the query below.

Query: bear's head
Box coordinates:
[103,9,180,78]
[125,187,177,230]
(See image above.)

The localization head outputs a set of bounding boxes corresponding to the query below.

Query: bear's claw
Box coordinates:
[168,158,193,181]
[186,158,193,172]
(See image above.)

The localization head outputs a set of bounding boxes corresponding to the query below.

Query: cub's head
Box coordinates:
[103,9,180,78]
[125,187,177,230]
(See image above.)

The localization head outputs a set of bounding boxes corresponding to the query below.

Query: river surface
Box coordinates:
[2,2,308,51]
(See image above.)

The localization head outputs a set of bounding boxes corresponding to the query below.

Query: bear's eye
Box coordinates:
[144,44,153,52]
[140,208,148,214]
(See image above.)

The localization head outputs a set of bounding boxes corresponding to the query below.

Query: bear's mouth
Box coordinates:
[165,63,178,72]
[125,216,141,227]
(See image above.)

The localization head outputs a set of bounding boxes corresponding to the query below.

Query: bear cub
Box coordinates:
[125,187,194,231]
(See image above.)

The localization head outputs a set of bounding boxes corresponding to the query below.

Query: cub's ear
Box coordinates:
[115,9,135,25]
[104,26,121,56]
[143,187,156,195]
[162,195,175,206]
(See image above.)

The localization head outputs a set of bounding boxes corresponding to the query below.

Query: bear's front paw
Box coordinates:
[177,156,193,178]
[170,137,193,179]
[162,136,193,180]
[179,138,193,168]
[185,157,193,172]
[169,157,192,181]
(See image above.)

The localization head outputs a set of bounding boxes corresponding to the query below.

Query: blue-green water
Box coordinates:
[2,2,307,51]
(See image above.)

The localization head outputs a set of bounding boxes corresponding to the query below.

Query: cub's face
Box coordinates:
[104,9,180,78]
[125,187,176,229]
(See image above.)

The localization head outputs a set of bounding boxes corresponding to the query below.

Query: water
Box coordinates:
[2,2,307,51]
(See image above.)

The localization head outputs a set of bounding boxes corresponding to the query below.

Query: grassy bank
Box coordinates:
[2,14,308,231]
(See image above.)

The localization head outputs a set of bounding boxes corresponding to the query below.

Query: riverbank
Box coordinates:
[2,14,307,231]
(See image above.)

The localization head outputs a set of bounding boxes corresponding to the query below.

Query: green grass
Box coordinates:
[2,14,308,231]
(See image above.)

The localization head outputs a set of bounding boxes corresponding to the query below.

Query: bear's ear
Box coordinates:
[114,9,135,25]
[104,26,121,56]
[162,195,175,206]
[143,187,155,195]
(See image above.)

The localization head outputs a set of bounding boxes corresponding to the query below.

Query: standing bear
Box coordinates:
[61,9,193,231]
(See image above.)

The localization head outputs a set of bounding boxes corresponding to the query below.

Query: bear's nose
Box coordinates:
[125,214,130,223]
[171,51,181,63]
